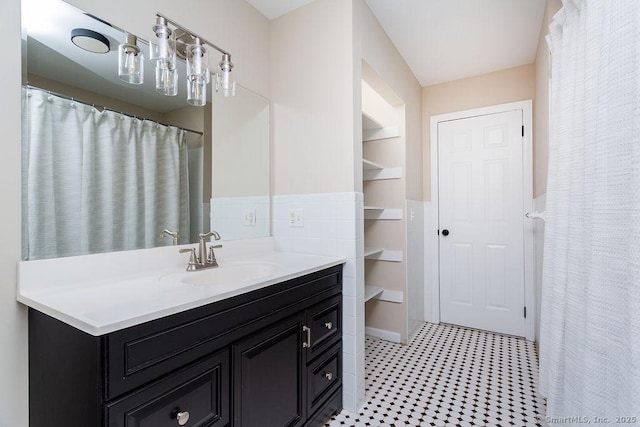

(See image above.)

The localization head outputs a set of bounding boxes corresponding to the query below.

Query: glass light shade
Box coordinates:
[118,35,144,85]
[187,75,207,106]
[186,42,209,79]
[151,18,176,70]
[216,54,236,97]
[155,66,178,96]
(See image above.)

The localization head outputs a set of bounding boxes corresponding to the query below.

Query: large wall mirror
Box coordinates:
[21,0,270,261]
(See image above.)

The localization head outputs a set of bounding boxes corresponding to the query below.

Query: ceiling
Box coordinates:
[247,0,546,87]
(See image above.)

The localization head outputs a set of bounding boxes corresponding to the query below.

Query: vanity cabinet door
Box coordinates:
[232,313,307,427]
[106,349,229,427]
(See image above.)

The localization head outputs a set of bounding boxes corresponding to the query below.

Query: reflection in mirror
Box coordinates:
[21,0,270,261]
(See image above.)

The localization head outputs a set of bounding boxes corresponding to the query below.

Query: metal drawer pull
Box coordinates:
[302,326,311,348]
[176,410,190,425]
[324,321,333,330]
[323,372,333,381]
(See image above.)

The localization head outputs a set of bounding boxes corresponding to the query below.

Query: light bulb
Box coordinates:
[118,34,143,85]
[156,67,178,96]
[187,75,207,106]
[216,53,236,97]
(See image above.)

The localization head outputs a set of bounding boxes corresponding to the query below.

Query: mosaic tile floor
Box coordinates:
[326,323,546,426]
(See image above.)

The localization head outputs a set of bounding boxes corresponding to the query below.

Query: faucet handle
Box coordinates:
[179,248,198,271]
[207,246,220,267]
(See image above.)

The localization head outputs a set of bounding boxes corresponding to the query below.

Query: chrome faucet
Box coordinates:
[179,231,222,271]
[160,229,179,245]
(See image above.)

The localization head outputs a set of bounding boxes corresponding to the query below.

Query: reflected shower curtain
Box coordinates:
[22,88,190,260]
[540,0,640,422]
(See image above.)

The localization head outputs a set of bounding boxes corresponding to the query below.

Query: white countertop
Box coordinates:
[17,238,344,336]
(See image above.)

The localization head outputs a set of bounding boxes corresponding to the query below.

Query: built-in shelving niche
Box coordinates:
[361,105,405,340]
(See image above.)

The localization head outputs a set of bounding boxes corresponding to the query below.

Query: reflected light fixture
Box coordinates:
[152,13,236,105]
[118,33,144,85]
[71,28,110,54]
[151,16,177,95]
[217,53,236,97]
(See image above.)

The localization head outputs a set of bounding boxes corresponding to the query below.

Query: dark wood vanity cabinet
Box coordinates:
[28,265,343,427]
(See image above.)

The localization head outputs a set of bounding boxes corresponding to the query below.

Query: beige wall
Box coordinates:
[354,0,423,201]
[534,0,562,197]
[0,0,27,425]
[1,1,269,425]
[212,89,269,198]
[270,0,355,195]
[422,64,536,201]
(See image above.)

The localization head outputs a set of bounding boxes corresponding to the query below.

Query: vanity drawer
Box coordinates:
[106,349,229,427]
[306,295,341,358]
[106,266,342,399]
[307,344,341,416]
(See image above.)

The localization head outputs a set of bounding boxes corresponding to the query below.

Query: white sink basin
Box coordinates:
[158,262,277,287]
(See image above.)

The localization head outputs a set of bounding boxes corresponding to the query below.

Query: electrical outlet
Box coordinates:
[288,208,304,227]
[243,209,256,227]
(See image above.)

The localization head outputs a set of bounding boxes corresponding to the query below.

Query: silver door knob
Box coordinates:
[176,410,190,425]
[324,321,333,330]
[324,372,333,381]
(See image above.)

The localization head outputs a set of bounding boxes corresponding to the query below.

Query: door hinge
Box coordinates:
[522,125,524,137]
[524,306,527,318]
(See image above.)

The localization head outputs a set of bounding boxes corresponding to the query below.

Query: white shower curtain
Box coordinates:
[540,0,640,422]
[22,88,190,260]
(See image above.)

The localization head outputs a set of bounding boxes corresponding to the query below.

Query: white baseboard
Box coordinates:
[365,326,401,343]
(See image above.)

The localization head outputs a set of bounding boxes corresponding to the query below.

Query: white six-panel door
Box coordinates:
[438,110,525,337]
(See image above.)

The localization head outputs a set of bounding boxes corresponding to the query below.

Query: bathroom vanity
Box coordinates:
[19,243,344,427]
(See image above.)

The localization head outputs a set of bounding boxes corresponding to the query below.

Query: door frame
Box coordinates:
[427,100,534,341]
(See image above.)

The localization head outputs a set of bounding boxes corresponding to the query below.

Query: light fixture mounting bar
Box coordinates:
[155,13,230,56]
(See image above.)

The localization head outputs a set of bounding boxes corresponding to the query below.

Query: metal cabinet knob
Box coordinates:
[323,372,333,381]
[324,321,333,330]
[176,410,190,425]
[441,229,450,236]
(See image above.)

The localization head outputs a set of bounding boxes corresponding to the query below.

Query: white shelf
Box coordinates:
[362,112,383,131]
[364,208,403,220]
[364,285,384,302]
[362,159,384,171]
[364,247,384,258]
[363,125,401,142]
[364,249,403,262]
[362,112,400,142]
[364,285,404,304]
[363,167,402,181]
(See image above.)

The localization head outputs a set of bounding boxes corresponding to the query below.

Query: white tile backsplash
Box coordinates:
[272,192,364,412]
[210,196,270,241]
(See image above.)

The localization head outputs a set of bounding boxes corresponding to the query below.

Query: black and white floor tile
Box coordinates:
[326,322,546,427]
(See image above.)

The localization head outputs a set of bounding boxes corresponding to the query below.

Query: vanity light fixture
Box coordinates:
[217,53,236,97]
[71,28,110,54]
[151,16,178,95]
[186,39,209,106]
[152,13,236,104]
[118,33,144,85]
